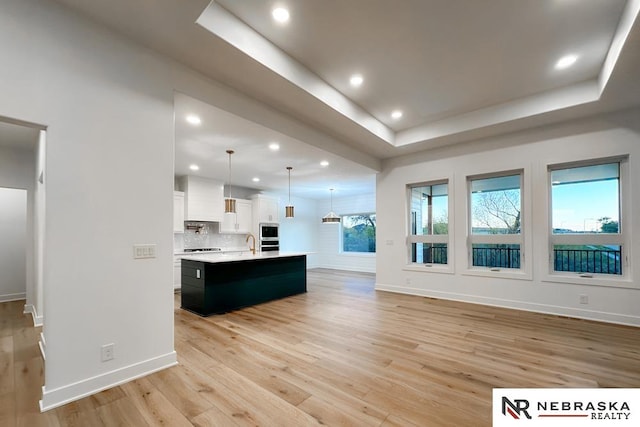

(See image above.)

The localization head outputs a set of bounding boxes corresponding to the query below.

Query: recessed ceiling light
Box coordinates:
[186,114,201,125]
[555,54,578,70]
[320,160,329,167]
[391,110,403,120]
[252,177,260,182]
[349,74,363,87]
[272,7,290,23]
[269,142,280,151]
[189,164,199,171]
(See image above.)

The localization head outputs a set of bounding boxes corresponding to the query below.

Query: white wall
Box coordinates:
[0,188,27,301]
[0,145,35,304]
[0,0,179,409]
[279,195,320,268]
[376,109,640,326]
[316,193,376,273]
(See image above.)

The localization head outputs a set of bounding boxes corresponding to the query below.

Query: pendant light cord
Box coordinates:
[226,149,234,199]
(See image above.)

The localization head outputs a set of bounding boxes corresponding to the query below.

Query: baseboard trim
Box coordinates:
[23,304,43,327]
[1,292,26,303]
[39,351,178,412]
[375,282,640,327]
[39,332,46,361]
[320,263,375,274]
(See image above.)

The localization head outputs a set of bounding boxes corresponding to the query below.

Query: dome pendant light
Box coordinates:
[224,149,236,214]
[285,166,294,218]
[322,188,340,224]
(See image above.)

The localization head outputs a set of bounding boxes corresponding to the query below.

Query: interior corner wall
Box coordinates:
[316,193,376,273]
[376,109,640,326]
[0,146,35,303]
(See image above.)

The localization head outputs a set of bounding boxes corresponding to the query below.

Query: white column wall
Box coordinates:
[376,109,640,326]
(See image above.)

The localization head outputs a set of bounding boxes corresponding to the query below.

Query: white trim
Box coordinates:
[23,303,43,327]
[39,332,46,361]
[320,262,375,274]
[2,292,26,303]
[375,282,640,327]
[39,351,178,412]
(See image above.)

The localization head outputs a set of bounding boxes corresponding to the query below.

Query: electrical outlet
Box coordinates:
[405,278,411,285]
[579,294,589,305]
[101,343,115,362]
[133,244,156,259]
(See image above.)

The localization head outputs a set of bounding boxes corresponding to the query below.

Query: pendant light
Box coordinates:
[285,166,294,218]
[224,149,236,214]
[322,188,340,224]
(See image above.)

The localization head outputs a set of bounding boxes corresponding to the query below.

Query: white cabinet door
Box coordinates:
[180,176,224,222]
[173,191,185,233]
[252,195,279,223]
[220,199,252,233]
[235,199,252,233]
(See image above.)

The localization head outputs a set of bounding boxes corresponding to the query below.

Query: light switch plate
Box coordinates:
[133,244,156,259]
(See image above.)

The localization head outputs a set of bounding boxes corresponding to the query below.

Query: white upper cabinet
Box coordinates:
[220,199,252,234]
[252,194,279,223]
[179,176,224,222]
[173,191,185,233]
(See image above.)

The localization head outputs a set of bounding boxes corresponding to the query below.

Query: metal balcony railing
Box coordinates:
[472,247,520,269]
[553,248,622,275]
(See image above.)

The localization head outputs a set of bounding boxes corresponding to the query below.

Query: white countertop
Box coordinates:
[178,251,308,263]
[173,247,249,256]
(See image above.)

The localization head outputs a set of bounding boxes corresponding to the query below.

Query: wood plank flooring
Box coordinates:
[1,268,639,426]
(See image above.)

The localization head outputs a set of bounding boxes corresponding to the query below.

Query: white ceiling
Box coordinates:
[53,0,640,197]
[174,93,376,199]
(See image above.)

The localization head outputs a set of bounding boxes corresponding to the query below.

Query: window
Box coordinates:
[408,182,448,265]
[469,172,522,269]
[342,214,376,253]
[549,160,625,276]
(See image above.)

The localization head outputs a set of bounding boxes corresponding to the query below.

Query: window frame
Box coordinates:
[340,212,376,255]
[405,179,453,274]
[464,169,532,279]
[545,156,631,285]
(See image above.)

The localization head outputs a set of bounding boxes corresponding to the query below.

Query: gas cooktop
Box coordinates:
[183,248,222,253]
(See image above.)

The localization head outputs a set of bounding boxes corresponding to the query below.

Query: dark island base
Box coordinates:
[181,255,307,316]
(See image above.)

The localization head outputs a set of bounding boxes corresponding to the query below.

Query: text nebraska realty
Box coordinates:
[504,397,632,420]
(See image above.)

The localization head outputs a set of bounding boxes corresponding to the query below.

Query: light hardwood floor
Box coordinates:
[1,268,639,426]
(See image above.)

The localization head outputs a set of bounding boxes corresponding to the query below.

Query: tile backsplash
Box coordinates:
[174,222,249,252]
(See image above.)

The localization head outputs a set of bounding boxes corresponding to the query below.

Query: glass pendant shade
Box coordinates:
[225,149,236,214]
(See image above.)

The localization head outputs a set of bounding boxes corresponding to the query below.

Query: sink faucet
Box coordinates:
[246,233,256,255]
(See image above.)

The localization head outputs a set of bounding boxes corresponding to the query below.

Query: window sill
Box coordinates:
[339,252,376,257]
[403,264,454,275]
[542,273,635,289]
[462,268,532,281]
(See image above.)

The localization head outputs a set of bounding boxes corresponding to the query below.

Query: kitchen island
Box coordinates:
[180,252,307,316]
